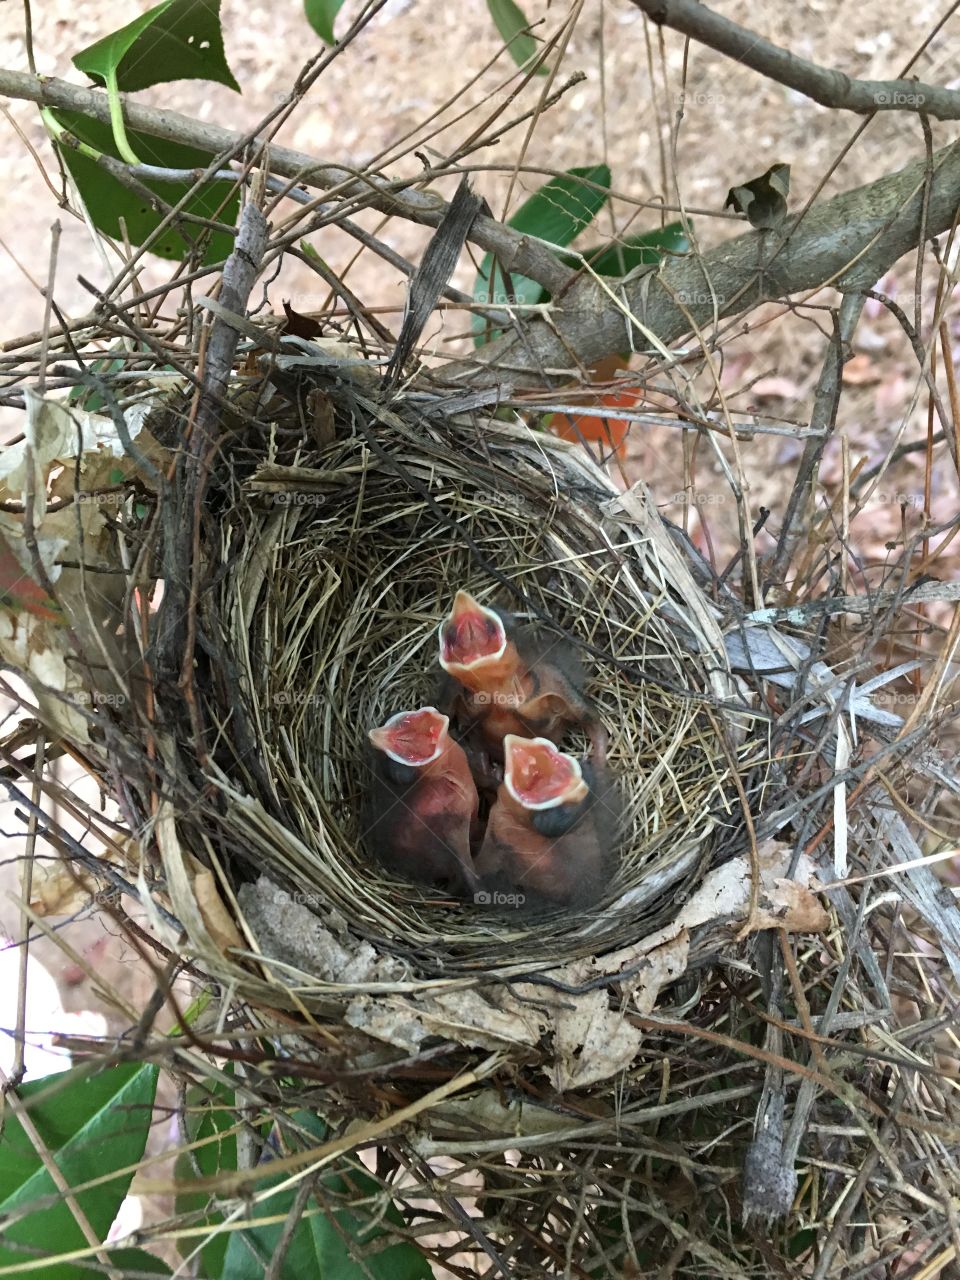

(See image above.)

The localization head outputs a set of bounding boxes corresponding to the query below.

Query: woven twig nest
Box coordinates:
[3,355,785,1051]
[172,376,760,979]
[9,323,954,1275]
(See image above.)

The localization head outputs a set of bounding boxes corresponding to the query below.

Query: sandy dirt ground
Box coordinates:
[0,0,958,1266]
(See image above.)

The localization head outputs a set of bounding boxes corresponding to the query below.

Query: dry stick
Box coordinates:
[5,69,960,383]
[263,1176,316,1280]
[851,288,953,468]
[741,930,793,1224]
[0,69,571,298]
[446,70,586,168]
[264,175,477,310]
[767,292,864,586]
[498,0,583,220]
[624,0,936,344]
[155,201,268,682]
[458,138,960,385]
[288,244,397,348]
[809,1079,909,1280]
[629,0,960,120]
[383,176,484,388]
[940,321,960,470]
[108,1,388,298]
[0,765,181,929]
[629,1014,958,1142]
[55,132,229,240]
[11,733,44,1086]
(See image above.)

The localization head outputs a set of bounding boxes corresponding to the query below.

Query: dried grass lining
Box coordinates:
[170,380,767,985]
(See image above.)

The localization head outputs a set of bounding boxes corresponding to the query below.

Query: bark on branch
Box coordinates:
[4,68,959,390]
[454,141,960,385]
[630,0,960,121]
[0,68,571,294]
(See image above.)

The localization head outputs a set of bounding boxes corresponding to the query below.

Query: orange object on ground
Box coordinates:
[549,355,639,459]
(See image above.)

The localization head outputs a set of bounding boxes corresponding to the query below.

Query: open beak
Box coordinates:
[439,590,507,671]
[369,707,448,766]
[503,734,588,809]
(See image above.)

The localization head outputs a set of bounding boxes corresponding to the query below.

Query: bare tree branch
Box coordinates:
[0,68,572,295]
[454,140,960,384]
[629,0,960,120]
[4,69,959,391]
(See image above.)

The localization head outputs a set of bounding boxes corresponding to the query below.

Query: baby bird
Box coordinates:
[438,589,608,764]
[474,734,616,910]
[366,706,479,897]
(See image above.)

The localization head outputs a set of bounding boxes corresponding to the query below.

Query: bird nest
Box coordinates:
[88,357,776,1025]
[4,308,956,1275]
[0,328,784,1042]
[212,390,762,969]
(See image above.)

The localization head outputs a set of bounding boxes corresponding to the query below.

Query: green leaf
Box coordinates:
[304,0,346,44]
[105,1247,172,1274]
[473,164,611,345]
[51,109,239,265]
[73,0,239,94]
[221,1113,432,1280]
[0,1063,159,1280]
[507,164,612,247]
[787,1227,818,1259]
[66,356,125,412]
[572,220,689,276]
[72,0,238,164]
[486,0,549,74]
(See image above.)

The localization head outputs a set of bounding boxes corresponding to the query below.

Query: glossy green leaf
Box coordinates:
[473,164,611,344]
[0,1063,159,1280]
[220,1113,432,1280]
[73,0,239,94]
[304,0,347,44]
[506,164,612,247]
[486,0,549,74]
[52,109,239,265]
